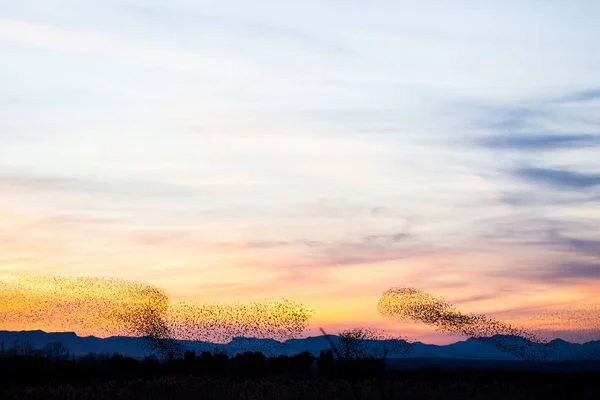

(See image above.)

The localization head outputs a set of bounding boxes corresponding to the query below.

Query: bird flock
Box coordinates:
[378,287,545,360]
[377,286,542,342]
[0,274,313,358]
[167,300,312,343]
[0,274,171,338]
[530,305,600,343]
[1,274,598,361]
[164,300,314,356]
[377,286,600,361]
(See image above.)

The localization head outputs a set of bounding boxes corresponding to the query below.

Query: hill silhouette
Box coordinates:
[2,330,599,362]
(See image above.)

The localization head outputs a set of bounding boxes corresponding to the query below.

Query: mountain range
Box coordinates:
[1,330,599,363]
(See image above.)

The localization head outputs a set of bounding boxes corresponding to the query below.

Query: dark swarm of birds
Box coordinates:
[377,286,600,361]
[0,274,313,359]
[1,274,598,362]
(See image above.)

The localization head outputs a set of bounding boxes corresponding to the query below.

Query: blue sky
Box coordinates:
[1,0,599,341]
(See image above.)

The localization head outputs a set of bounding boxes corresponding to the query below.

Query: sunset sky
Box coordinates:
[1,1,599,343]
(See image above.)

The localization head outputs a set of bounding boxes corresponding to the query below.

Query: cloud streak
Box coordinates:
[514,167,600,189]
[557,88,600,103]
[505,262,600,284]
[0,18,256,77]
[479,134,600,151]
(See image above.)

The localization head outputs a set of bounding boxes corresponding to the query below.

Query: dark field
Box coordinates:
[4,373,600,400]
[2,352,599,400]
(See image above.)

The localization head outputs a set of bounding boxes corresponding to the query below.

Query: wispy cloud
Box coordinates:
[451,290,520,305]
[556,88,600,103]
[479,134,600,151]
[121,3,352,56]
[514,166,600,189]
[509,262,600,284]
[553,236,600,257]
[363,232,411,243]
[498,191,600,207]
[0,18,257,77]
[0,169,207,200]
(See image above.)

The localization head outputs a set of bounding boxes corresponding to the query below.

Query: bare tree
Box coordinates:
[337,327,412,361]
[10,340,36,356]
[43,341,70,360]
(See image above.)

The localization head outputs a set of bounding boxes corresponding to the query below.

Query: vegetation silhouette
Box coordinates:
[336,327,413,361]
[2,341,599,400]
[322,327,414,400]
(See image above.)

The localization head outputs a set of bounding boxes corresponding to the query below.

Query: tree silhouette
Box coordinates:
[337,327,412,361]
[43,341,70,360]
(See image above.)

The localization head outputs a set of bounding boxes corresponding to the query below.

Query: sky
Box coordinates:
[1,0,599,343]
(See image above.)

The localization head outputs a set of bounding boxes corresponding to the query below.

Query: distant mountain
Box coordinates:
[0,330,150,358]
[1,330,598,361]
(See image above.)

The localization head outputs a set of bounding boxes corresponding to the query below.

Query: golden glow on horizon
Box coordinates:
[0,274,312,344]
[1,272,599,346]
[1,201,598,344]
[0,274,170,337]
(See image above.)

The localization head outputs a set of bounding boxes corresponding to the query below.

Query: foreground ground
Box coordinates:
[3,351,599,399]
[5,373,600,400]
